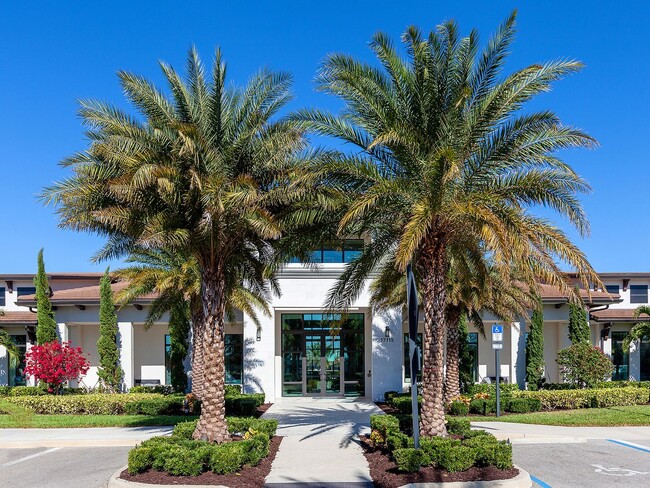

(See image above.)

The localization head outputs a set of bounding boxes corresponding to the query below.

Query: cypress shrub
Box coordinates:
[525,300,545,389]
[168,303,190,393]
[569,290,591,345]
[34,249,57,345]
[97,269,123,392]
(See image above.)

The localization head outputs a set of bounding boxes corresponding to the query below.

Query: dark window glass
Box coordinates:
[611,332,629,380]
[17,287,36,297]
[164,335,171,385]
[404,333,423,382]
[225,334,243,385]
[467,332,479,383]
[630,285,648,304]
[9,335,27,386]
[309,249,323,263]
[322,242,343,263]
[282,314,303,331]
[641,337,650,381]
[605,285,620,295]
[0,287,5,306]
[343,240,364,263]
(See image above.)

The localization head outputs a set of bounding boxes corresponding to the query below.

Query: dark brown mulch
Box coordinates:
[120,435,282,487]
[255,403,273,417]
[359,435,519,488]
[374,402,400,415]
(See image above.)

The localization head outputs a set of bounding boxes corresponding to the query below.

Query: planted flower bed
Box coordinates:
[361,414,518,486]
[120,418,280,485]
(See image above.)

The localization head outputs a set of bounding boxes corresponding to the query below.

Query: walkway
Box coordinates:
[0,426,173,448]
[262,397,381,486]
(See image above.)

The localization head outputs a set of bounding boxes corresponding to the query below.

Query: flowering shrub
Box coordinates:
[24,341,90,394]
[556,343,613,388]
[449,394,471,406]
[473,392,491,400]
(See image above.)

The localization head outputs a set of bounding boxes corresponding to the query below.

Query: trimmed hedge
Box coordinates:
[393,448,428,472]
[123,396,185,415]
[449,401,470,416]
[465,384,520,396]
[4,393,166,414]
[129,385,175,395]
[387,394,421,414]
[225,394,265,416]
[0,386,48,396]
[513,386,650,410]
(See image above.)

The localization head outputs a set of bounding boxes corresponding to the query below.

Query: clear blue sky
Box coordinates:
[1,1,648,273]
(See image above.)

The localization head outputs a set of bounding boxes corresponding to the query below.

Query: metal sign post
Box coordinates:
[406,264,420,448]
[491,324,503,418]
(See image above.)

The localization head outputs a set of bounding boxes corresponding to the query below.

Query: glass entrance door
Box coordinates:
[281,313,365,397]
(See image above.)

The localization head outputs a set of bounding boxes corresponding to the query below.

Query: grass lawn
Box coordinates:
[0,401,198,428]
[466,404,650,426]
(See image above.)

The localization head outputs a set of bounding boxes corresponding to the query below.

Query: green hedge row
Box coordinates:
[0,386,88,396]
[464,383,521,396]
[129,385,176,395]
[513,386,650,410]
[128,418,277,476]
[541,381,650,391]
[225,394,265,416]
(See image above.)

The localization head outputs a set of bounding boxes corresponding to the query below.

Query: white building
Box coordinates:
[0,262,649,401]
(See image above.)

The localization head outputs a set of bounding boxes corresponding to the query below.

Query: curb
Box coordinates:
[398,466,532,488]
[2,439,144,448]
[108,466,228,488]
[108,465,532,488]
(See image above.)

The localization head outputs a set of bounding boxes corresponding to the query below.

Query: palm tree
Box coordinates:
[43,48,304,442]
[624,305,650,351]
[296,12,601,436]
[115,247,270,398]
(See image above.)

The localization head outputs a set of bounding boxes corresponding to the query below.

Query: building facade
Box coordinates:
[0,266,649,401]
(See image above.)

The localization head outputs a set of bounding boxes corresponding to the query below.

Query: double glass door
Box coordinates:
[282,313,365,397]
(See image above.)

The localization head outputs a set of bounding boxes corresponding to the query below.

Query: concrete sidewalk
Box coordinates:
[0,426,173,448]
[472,421,650,444]
[262,397,381,486]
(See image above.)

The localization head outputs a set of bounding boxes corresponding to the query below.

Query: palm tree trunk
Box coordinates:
[192,267,230,443]
[444,305,461,405]
[190,296,205,401]
[419,236,448,437]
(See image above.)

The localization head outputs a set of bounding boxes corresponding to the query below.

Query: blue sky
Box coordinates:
[1,1,648,273]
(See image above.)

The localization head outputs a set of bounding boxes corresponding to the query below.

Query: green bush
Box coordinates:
[393,448,429,473]
[128,447,154,474]
[513,386,649,410]
[446,418,471,437]
[506,397,541,413]
[129,385,175,395]
[209,442,248,474]
[386,431,412,452]
[465,383,520,396]
[388,394,421,414]
[0,386,10,396]
[556,343,614,388]
[172,420,198,439]
[463,429,494,440]
[420,437,459,467]
[224,384,242,396]
[4,393,166,414]
[384,390,399,403]
[370,414,400,437]
[6,386,47,396]
[438,445,476,472]
[474,441,513,469]
[164,447,205,476]
[225,394,265,416]
[593,381,650,389]
[226,417,278,436]
[449,401,469,416]
[124,396,184,415]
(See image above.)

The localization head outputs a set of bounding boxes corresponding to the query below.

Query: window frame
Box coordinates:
[16,287,37,297]
[630,285,648,304]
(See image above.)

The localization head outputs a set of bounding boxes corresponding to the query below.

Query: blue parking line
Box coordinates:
[530,475,552,488]
[606,439,650,453]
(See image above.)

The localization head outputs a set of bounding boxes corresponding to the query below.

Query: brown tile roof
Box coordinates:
[536,283,620,304]
[16,281,157,306]
[0,311,37,324]
[590,308,650,323]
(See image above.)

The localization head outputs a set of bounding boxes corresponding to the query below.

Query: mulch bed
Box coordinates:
[375,402,400,415]
[359,435,519,488]
[119,435,282,487]
[255,403,273,417]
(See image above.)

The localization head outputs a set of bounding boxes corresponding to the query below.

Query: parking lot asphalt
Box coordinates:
[513,438,650,488]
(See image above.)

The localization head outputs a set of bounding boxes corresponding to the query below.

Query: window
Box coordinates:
[9,335,27,386]
[466,333,479,383]
[289,240,364,264]
[611,332,629,381]
[164,335,171,385]
[403,333,422,382]
[17,287,36,297]
[605,285,620,295]
[630,285,648,304]
[225,334,244,385]
[0,287,5,306]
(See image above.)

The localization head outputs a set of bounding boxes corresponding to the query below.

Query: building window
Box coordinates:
[641,336,650,381]
[605,285,620,295]
[9,335,27,386]
[0,287,5,306]
[225,334,243,385]
[17,287,36,297]
[630,285,648,304]
[467,332,479,383]
[403,333,422,382]
[290,240,364,264]
[164,335,171,385]
[611,332,629,381]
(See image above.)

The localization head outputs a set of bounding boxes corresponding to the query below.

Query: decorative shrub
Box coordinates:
[225,384,242,396]
[420,437,460,467]
[4,393,166,414]
[129,385,175,395]
[124,396,185,415]
[393,448,429,473]
[1,386,48,396]
[386,431,412,452]
[97,269,123,392]
[438,445,476,472]
[526,301,545,389]
[556,343,614,388]
[506,398,540,413]
[449,401,470,416]
[24,341,90,394]
[388,394,421,414]
[446,418,471,437]
[370,414,400,438]
[172,420,198,439]
[513,386,648,410]
[225,393,265,416]
[465,384,520,396]
[226,417,278,436]
[384,390,399,403]
[473,441,513,470]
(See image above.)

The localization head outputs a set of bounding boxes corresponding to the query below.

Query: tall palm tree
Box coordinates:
[624,305,650,351]
[43,48,305,442]
[296,12,601,436]
[115,247,270,398]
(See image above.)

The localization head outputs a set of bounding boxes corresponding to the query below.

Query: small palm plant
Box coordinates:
[624,305,650,351]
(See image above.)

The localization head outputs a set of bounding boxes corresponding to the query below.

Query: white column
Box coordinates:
[629,340,641,381]
[57,322,69,343]
[118,322,134,391]
[510,321,523,387]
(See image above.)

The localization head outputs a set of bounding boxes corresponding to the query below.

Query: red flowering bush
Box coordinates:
[24,341,90,394]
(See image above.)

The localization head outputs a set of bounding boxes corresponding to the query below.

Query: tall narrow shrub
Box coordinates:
[97,268,123,391]
[169,303,190,393]
[568,288,591,344]
[525,301,545,390]
[457,315,474,392]
[34,249,57,344]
